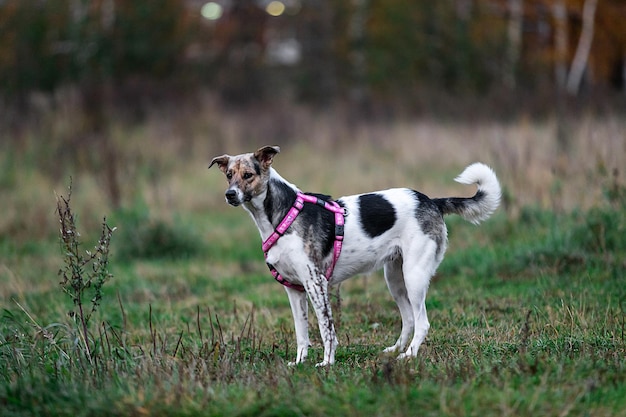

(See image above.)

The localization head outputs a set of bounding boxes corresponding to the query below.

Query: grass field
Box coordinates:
[1,103,625,416]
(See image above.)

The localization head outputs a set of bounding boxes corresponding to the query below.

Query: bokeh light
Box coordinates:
[266,1,285,17]
[201,2,223,20]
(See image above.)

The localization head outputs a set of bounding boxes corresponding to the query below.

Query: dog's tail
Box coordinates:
[434,163,501,225]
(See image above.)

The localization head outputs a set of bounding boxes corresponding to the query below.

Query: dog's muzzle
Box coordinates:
[225,189,241,206]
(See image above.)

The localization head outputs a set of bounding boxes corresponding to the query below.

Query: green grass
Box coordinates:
[1,191,625,416]
[1,108,626,416]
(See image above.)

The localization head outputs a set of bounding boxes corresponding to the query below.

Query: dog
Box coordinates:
[209,145,501,366]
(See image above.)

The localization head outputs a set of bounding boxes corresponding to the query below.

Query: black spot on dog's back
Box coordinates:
[359,193,396,238]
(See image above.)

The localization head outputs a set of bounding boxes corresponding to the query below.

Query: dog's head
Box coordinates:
[209,145,280,206]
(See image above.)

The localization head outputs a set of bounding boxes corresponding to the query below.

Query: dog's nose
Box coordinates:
[225,189,241,205]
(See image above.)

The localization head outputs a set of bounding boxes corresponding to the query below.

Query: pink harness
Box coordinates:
[262,192,345,292]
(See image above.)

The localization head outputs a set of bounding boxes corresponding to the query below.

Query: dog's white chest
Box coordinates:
[265,234,308,278]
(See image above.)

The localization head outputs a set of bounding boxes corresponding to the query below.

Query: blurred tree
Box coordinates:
[552,0,569,90]
[347,0,369,107]
[364,0,506,96]
[0,0,195,105]
[0,1,66,103]
[504,0,523,90]
[0,0,625,109]
[565,0,598,95]
[537,0,626,94]
[590,0,626,91]
[210,0,268,103]
[295,0,338,103]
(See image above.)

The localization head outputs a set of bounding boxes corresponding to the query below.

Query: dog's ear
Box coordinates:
[209,154,230,173]
[254,146,280,171]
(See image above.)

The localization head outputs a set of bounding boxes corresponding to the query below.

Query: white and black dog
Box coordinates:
[209,145,501,366]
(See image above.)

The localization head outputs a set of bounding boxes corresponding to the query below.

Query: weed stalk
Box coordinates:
[56,179,116,362]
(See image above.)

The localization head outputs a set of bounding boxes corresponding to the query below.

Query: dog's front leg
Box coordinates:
[285,286,310,365]
[303,267,338,367]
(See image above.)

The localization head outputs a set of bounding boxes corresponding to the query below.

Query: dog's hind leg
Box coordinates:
[302,266,338,367]
[397,241,440,360]
[285,286,310,365]
[382,256,415,354]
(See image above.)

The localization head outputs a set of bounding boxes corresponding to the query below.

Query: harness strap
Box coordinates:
[263,192,345,293]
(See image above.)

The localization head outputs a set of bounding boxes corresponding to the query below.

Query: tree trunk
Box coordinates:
[566,0,599,96]
[348,0,369,110]
[504,0,523,90]
[552,0,568,90]
[300,0,337,103]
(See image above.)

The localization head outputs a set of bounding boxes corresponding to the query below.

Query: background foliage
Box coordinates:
[1,0,625,107]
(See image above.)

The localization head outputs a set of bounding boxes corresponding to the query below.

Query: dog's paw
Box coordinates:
[288,357,307,367]
[383,345,400,354]
[315,360,332,367]
[396,347,419,360]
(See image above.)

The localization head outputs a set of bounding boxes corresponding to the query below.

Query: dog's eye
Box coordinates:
[226,172,233,180]
[243,172,254,180]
